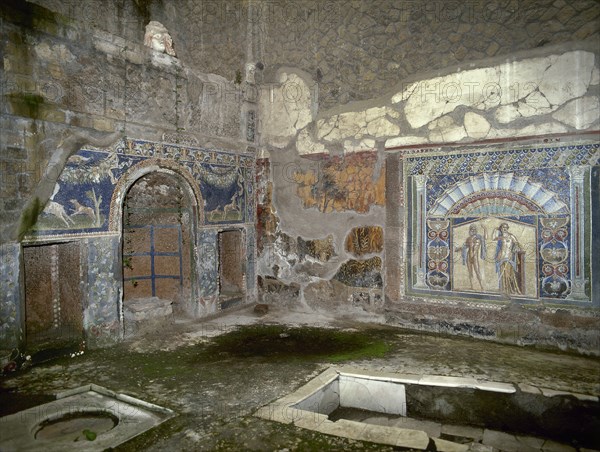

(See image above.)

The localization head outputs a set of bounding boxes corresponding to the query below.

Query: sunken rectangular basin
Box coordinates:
[256,367,599,450]
[0,384,174,451]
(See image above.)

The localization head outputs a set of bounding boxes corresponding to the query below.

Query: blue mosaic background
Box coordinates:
[29,139,255,237]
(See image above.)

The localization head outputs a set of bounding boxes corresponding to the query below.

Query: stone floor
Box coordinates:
[1,304,599,451]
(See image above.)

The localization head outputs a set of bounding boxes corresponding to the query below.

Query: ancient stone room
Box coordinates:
[0,0,599,450]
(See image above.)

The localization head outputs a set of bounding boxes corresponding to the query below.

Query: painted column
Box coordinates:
[567,166,588,300]
[385,153,403,301]
[413,174,428,289]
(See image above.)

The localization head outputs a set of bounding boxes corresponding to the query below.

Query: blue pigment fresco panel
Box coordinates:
[28,139,255,238]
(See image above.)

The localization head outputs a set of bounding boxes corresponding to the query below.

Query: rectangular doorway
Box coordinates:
[218,230,245,309]
[23,242,83,356]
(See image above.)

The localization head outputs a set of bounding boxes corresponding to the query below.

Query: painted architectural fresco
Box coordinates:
[27,139,255,239]
[294,151,385,213]
[406,143,600,304]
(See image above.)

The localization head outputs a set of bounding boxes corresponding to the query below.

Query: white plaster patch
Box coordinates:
[366,116,400,137]
[392,81,419,104]
[365,106,387,122]
[495,104,521,124]
[463,112,491,139]
[552,95,600,130]
[517,90,556,117]
[317,111,367,142]
[428,115,467,142]
[385,136,428,148]
[259,72,314,148]
[398,52,595,129]
[538,51,595,106]
[490,55,555,106]
[297,128,327,155]
[344,138,376,154]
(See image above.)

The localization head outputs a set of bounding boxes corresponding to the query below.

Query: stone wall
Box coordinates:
[257,43,600,353]
[29,1,600,112]
[0,0,255,365]
[252,0,600,109]
[1,0,249,245]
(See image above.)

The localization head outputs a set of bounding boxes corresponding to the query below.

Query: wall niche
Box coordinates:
[122,172,194,313]
[218,229,246,310]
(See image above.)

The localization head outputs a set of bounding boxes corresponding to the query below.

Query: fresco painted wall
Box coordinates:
[9,138,256,354]
[255,150,387,310]
[293,152,385,214]
[404,142,599,305]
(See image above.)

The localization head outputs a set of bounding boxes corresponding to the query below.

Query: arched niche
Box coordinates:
[108,159,203,314]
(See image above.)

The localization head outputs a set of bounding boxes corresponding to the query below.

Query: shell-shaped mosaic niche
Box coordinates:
[430,173,569,217]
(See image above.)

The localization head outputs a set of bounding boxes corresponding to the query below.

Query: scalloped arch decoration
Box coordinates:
[429,173,569,217]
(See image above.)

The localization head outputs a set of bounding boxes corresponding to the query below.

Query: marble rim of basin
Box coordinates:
[0,384,174,451]
[255,367,598,450]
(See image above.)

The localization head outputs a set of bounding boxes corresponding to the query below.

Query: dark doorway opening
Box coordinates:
[218,229,245,310]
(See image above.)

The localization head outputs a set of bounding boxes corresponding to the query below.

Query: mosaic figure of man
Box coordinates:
[457,224,487,291]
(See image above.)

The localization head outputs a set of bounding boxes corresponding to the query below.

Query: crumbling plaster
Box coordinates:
[0,0,255,362]
[258,41,599,247]
[255,41,600,351]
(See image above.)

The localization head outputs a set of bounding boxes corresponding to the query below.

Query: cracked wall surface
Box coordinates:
[0,0,255,363]
[256,42,600,352]
[1,1,600,360]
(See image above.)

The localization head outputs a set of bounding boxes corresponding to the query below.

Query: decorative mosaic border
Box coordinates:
[404,141,598,304]
[25,138,256,240]
[405,143,600,176]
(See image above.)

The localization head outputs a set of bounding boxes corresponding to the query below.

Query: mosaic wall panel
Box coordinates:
[83,236,121,348]
[405,143,599,304]
[28,139,255,239]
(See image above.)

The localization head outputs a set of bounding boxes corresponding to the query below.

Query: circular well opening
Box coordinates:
[35,410,119,442]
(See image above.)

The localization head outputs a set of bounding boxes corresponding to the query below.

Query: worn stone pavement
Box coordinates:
[1,304,599,451]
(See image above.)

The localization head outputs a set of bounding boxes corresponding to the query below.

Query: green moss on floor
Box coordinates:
[199,324,390,363]
[3,319,599,451]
